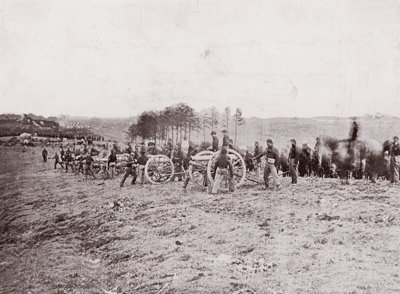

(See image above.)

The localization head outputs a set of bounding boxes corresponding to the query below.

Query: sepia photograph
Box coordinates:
[1,0,400,293]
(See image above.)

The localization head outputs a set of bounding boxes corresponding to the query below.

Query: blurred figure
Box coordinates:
[288,139,299,184]
[349,119,360,142]
[42,148,48,163]
[244,150,254,172]
[222,130,230,147]
[60,147,65,161]
[254,141,262,162]
[348,119,360,165]
[147,142,157,155]
[299,143,312,177]
[211,131,219,152]
[389,136,400,184]
[65,148,74,173]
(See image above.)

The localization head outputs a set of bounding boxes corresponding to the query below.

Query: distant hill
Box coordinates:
[57,115,135,142]
[2,112,400,149]
[190,115,400,150]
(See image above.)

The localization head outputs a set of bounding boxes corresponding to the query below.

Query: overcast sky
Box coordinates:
[1,0,400,118]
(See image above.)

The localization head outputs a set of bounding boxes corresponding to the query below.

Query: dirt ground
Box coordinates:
[1,146,400,294]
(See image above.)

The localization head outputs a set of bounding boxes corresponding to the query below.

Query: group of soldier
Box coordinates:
[42,145,99,179]
[40,121,400,194]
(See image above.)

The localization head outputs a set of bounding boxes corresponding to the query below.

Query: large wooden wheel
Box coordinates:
[207,149,246,188]
[188,150,214,188]
[145,155,175,184]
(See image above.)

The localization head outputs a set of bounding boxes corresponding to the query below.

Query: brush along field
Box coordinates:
[1,146,400,294]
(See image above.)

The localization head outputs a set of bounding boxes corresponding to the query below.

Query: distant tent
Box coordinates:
[20,132,32,138]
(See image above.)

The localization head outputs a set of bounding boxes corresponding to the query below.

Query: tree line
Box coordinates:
[127,103,245,145]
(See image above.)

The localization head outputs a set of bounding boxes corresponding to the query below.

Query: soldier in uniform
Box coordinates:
[288,139,299,184]
[42,148,48,163]
[389,136,400,184]
[120,153,137,187]
[147,142,158,155]
[211,146,234,194]
[65,148,74,173]
[137,146,149,184]
[107,149,117,179]
[222,130,230,147]
[52,152,63,169]
[254,139,280,190]
[84,151,96,180]
[254,141,262,159]
[171,143,184,181]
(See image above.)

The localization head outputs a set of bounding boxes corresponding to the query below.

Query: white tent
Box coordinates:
[19,133,32,139]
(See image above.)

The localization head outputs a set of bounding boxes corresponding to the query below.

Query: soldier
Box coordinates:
[52,152,63,169]
[182,143,197,190]
[288,139,299,184]
[60,147,65,161]
[222,130,230,147]
[42,148,48,163]
[211,146,234,194]
[171,143,184,181]
[120,153,137,187]
[107,149,117,179]
[389,136,400,184]
[74,152,85,175]
[254,141,262,159]
[211,131,219,152]
[147,142,158,155]
[137,146,149,184]
[166,139,174,157]
[254,139,280,190]
[244,150,255,172]
[299,143,312,177]
[65,148,74,173]
[84,151,96,180]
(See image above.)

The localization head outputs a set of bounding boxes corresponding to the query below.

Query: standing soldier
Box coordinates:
[254,139,280,190]
[120,153,137,187]
[222,130,230,147]
[148,142,158,155]
[166,139,174,157]
[211,147,234,194]
[211,131,219,152]
[53,152,63,169]
[65,148,74,173]
[60,147,65,161]
[74,152,85,175]
[288,139,299,184]
[389,136,400,184]
[137,146,149,184]
[84,151,96,180]
[171,143,184,181]
[254,141,262,159]
[108,149,117,179]
[42,148,48,162]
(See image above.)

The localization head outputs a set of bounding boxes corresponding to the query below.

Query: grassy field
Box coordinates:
[1,146,400,293]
